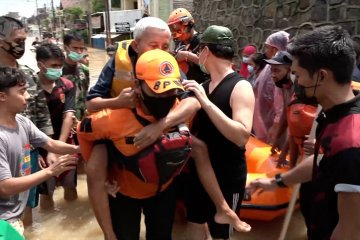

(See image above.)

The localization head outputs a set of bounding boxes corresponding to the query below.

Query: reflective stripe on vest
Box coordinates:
[111,39,135,97]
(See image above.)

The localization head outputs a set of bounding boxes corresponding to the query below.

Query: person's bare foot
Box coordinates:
[64,187,78,201]
[40,194,54,210]
[214,208,251,232]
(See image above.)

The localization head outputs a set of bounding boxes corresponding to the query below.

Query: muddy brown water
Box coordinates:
[24,173,306,240]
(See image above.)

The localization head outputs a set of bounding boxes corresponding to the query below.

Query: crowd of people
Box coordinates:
[0,6,359,240]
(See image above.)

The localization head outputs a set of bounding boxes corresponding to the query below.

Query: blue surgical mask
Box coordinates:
[242,57,250,64]
[247,65,254,74]
[44,68,62,81]
[68,51,84,62]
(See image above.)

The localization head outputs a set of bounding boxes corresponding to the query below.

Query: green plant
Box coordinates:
[41,18,50,31]
[92,0,105,12]
[64,7,83,20]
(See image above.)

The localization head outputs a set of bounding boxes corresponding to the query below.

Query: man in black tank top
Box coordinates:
[183,25,255,239]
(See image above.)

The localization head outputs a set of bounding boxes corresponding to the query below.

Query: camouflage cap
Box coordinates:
[0,16,24,40]
[200,25,234,47]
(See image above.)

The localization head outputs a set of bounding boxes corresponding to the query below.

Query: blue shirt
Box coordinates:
[87,57,115,100]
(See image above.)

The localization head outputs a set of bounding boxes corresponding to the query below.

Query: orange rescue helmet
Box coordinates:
[168,8,195,41]
[168,8,194,26]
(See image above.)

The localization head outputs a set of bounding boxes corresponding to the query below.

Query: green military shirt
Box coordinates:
[62,61,89,120]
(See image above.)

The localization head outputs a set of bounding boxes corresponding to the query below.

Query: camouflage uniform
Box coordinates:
[63,61,89,120]
[19,64,54,136]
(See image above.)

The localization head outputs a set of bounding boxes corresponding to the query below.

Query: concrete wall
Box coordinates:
[173,0,194,12]
[192,0,360,58]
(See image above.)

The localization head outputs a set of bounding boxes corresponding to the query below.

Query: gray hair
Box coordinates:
[0,16,24,40]
[133,17,170,40]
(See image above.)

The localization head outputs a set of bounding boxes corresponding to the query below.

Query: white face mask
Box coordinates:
[289,73,296,83]
[247,65,254,74]
[199,50,209,74]
[242,57,250,64]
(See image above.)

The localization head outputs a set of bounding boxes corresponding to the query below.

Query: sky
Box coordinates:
[0,0,61,18]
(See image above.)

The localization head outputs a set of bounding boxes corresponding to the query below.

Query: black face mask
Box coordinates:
[293,79,318,105]
[274,76,290,88]
[1,41,25,59]
[142,91,177,120]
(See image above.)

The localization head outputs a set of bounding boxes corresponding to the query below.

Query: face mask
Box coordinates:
[142,91,177,119]
[293,79,319,105]
[199,50,209,74]
[242,57,250,64]
[2,41,25,59]
[44,68,62,81]
[274,76,290,88]
[247,65,254,74]
[68,51,84,62]
[107,51,115,56]
[290,73,296,83]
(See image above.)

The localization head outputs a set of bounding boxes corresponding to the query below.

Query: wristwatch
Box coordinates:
[274,173,288,188]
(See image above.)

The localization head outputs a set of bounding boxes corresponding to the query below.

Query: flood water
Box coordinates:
[24,173,306,240]
[21,39,307,240]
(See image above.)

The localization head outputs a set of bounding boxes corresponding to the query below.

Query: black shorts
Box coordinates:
[186,175,246,239]
[109,183,176,240]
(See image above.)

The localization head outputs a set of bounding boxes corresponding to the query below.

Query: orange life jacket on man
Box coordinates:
[77,106,176,199]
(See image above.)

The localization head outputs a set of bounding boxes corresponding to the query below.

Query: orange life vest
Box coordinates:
[287,95,317,145]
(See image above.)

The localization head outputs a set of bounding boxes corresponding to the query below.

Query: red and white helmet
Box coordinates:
[168,8,194,39]
[168,8,194,26]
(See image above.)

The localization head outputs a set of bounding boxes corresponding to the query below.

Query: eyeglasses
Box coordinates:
[196,44,207,56]
[169,22,183,31]
[169,23,187,39]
